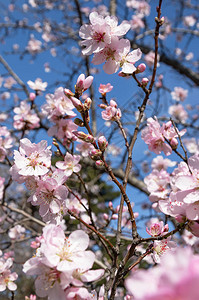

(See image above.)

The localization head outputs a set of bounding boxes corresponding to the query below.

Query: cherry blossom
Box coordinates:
[168,104,188,122]
[98,83,113,95]
[26,35,42,55]
[101,99,121,121]
[171,86,188,102]
[125,247,199,299]
[13,100,40,130]
[56,152,81,176]
[27,78,48,92]
[23,225,104,299]
[146,218,168,237]
[42,87,76,121]
[8,224,26,240]
[13,138,52,177]
[0,255,18,292]
[141,117,172,156]
[151,156,176,171]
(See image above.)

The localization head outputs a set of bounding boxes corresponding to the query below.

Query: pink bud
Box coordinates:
[75,74,93,96]
[84,97,92,110]
[99,104,107,109]
[170,137,178,149]
[109,201,113,209]
[98,136,108,151]
[29,93,36,101]
[141,77,149,86]
[72,131,95,143]
[136,63,146,74]
[95,160,104,166]
[110,100,117,108]
[103,213,109,220]
[89,149,102,157]
[64,88,75,97]
[70,96,84,112]
[111,214,118,220]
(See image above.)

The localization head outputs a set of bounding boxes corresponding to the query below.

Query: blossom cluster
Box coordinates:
[79,12,142,74]
[0,250,18,292]
[125,247,199,299]
[141,117,186,156]
[10,138,82,224]
[23,224,104,299]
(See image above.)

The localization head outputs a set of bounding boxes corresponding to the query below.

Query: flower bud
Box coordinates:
[84,97,92,110]
[70,96,84,112]
[72,131,95,143]
[103,213,109,220]
[98,136,108,151]
[98,104,107,109]
[74,118,84,127]
[141,77,149,86]
[89,149,102,157]
[135,63,146,74]
[29,93,36,101]
[170,137,178,149]
[95,160,104,166]
[64,88,75,97]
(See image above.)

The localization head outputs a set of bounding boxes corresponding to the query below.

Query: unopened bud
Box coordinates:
[98,136,108,151]
[141,77,149,86]
[74,118,84,127]
[109,201,113,209]
[89,149,102,157]
[170,137,178,149]
[103,213,109,220]
[64,88,75,97]
[95,160,104,167]
[29,93,36,101]
[84,97,92,110]
[72,131,95,143]
[70,96,84,112]
[135,63,146,74]
[160,16,165,25]
[99,104,107,109]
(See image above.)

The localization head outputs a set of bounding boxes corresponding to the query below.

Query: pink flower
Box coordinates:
[141,117,172,156]
[8,225,26,240]
[125,247,199,300]
[169,104,188,122]
[130,15,145,32]
[28,170,68,223]
[98,83,113,95]
[27,78,47,91]
[13,100,40,130]
[4,77,17,89]
[144,51,160,68]
[26,35,42,55]
[151,156,176,171]
[0,257,18,292]
[184,15,196,27]
[23,224,103,298]
[13,138,52,176]
[56,152,81,176]
[146,218,168,237]
[65,287,97,300]
[171,86,188,102]
[120,47,142,74]
[101,100,121,121]
[79,12,112,55]
[42,87,76,121]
